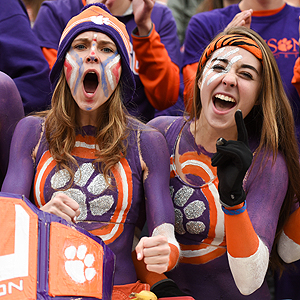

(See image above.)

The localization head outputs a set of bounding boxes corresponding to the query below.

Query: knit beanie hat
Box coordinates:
[50,3,135,105]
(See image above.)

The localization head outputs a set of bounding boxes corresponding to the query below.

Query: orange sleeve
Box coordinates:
[224,204,259,258]
[182,63,198,113]
[132,242,179,287]
[283,207,300,244]
[42,47,58,70]
[132,25,180,111]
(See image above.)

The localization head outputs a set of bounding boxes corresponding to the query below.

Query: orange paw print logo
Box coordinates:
[278,38,293,52]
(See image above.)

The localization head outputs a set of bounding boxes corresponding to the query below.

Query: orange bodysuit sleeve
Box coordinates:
[132,25,180,111]
[182,62,198,113]
[292,57,300,96]
[42,47,58,70]
[224,203,259,258]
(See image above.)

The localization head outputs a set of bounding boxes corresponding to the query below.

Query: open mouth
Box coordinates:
[213,94,236,111]
[83,72,98,95]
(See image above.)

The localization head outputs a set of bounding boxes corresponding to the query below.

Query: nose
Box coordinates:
[222,71,237,87]
[86,46,99,63]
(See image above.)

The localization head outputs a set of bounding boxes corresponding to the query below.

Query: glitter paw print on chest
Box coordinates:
[51,162,113,221]
[171,185,207,235]
[64,245,96,283]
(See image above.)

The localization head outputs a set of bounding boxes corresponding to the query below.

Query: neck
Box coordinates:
[192,117,238,153]
[239,0,285,10]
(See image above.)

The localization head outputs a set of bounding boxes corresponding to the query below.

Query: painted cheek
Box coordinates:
[100,53,121,98]
[107,54,121,91]
[64,53,78,91]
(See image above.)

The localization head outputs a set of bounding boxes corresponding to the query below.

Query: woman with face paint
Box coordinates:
[1,4,180,299]
[145,26,300,299]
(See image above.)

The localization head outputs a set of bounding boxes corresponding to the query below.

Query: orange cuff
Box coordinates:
[283,207,300,244]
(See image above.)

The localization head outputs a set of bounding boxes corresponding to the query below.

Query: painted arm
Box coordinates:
[1,116,42,198]
[211,111,287,295]
[134,127,179,274]
[0,72,24,186]
[132,1,180,111]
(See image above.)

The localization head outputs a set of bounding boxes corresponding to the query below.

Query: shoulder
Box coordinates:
[15,116,44,134]
[148,116,183,135]
[152,2,177,27]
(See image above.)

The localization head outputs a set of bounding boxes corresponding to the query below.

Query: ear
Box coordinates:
[197,77,202,90]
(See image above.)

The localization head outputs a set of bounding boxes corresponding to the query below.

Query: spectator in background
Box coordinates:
[22,0,46,26]
[33,0,181,122]
[0,0,51,114]
[196,0,241,13]
[167,0,204,46]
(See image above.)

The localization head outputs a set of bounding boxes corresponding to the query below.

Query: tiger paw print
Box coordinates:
[278,38,293,52]
[64,245,96,283]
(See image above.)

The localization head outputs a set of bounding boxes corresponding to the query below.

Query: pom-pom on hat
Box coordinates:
[50,3,135,105]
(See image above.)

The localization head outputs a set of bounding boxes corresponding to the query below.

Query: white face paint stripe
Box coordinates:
[66,52,78,90]
[201,48,226,89]
[206,54,243,86]
[106,54,120,90]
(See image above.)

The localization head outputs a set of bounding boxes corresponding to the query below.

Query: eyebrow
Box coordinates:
[211,57,260,75]
[73,37,116,47]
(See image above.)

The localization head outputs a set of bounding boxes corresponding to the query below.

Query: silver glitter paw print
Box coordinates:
[172,185,206,235]
[51,163,113,221]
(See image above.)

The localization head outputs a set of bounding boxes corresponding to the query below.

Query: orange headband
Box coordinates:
[200,34,263,69]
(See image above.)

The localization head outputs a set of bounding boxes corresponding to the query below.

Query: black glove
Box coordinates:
[151,279,190,298]
[211,110,253,207]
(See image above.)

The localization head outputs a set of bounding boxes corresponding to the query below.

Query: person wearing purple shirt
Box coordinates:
[0,0,51,114]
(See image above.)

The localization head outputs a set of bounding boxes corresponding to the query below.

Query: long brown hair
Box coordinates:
[190,26,300,271]
[44,71,130,185]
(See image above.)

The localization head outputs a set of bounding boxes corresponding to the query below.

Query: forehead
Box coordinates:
[73,30,115,45]
[207,46,261,68]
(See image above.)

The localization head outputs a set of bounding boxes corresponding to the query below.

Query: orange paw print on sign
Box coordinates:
[278,38,293,52]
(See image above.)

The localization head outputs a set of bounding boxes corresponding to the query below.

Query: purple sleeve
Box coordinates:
[1,116,43,199]
[139,127,175,235]
[182,5,240,68]
[0,0,51,114]
[245,151,289,251]
[33,0,84,50]
[0,72,24,185]
[151,3,181,67]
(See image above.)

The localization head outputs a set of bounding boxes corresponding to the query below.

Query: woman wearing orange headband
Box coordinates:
[144,26,300,299]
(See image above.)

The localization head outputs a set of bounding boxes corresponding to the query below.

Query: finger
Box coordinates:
[135,237,146,260]
[57,193,80,211]
[235,109,249,146]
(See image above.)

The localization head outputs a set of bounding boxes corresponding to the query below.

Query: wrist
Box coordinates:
[222,201,247,215]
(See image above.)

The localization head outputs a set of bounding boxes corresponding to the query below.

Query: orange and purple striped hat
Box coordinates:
[50,3,135,104]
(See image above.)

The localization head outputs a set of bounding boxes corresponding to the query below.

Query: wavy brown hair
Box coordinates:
[190,26,300,271]
[44,71,130,186]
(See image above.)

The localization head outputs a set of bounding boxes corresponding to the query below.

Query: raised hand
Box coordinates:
[211,110,253,207]
[225,9,253,31]
[132,0,154,36]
